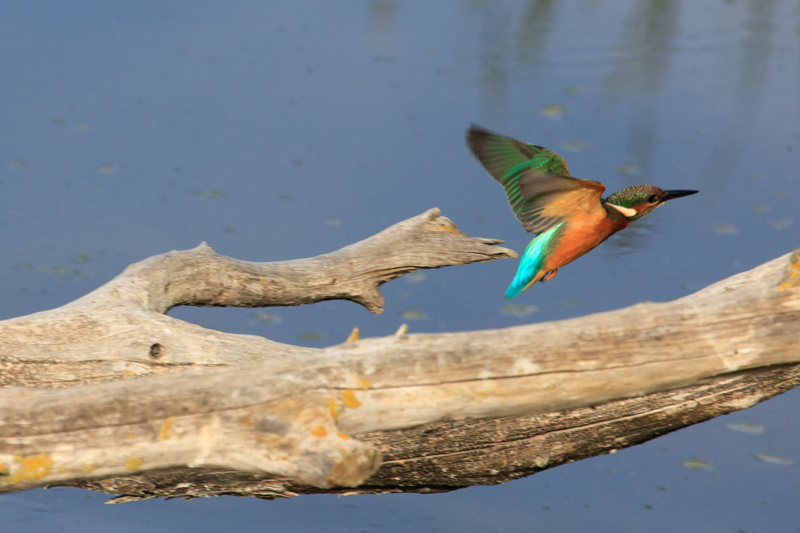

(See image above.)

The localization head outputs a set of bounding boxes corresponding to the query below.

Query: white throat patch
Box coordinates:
[607,203,638,218]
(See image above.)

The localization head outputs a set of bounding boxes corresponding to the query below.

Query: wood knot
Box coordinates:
[149,343,164,359]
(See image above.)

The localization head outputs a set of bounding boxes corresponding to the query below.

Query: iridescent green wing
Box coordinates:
[467,125,605,234]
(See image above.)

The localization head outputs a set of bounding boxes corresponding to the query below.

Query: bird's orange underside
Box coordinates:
[540,209,630,276]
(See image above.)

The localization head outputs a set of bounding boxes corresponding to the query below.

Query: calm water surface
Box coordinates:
[1,2,799,532]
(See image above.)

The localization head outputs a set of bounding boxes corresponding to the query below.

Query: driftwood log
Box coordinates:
[0,208,798,502]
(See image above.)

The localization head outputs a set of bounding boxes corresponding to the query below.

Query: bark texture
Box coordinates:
[0,209,797,501]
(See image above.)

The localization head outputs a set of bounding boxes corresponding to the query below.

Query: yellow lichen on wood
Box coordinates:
[7,453,55,485]
[778,253,800,291]
[345,327,359,342]
[124,457,143,471]
[311,426,328,437]
[340,389,362,408]
[356,377,372,390]
[438,221,461,234]
[326,397,341,420]
[158,417,175,440]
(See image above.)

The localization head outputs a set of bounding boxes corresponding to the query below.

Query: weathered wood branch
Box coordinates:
[76,363,800,502]
[0,209,513,386]
[0,209,798,501]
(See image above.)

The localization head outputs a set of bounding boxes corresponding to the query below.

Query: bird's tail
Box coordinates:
[505,223,563,299]
[505,264,542,299]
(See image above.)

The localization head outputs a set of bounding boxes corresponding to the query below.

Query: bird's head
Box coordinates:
[604,185,698,221]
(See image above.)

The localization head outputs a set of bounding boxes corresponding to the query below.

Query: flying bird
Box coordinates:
[467,125,698,299]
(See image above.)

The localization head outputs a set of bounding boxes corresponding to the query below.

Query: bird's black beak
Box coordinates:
[662,189,699,202]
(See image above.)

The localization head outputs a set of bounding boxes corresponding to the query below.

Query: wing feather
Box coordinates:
[467,125,606,234]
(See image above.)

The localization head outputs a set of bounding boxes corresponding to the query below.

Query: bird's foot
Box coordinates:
[542,269,558,282]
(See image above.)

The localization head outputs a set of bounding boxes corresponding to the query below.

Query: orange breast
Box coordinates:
[542,211,630,273]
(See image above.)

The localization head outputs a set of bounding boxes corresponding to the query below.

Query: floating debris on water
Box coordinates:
[40,266,74,275]
[713,222,737,235]
[250,311,282,324]
[772,217,793,230]
[191,189,227,199]
[725,423,765,435]
[560,140,591,152]
[299,332,325,341]
[400,309,426,320]
[682,459,712,471]
[17,263,76,275]
[501,304,537,317]
[756,453,793,466]
[541,104,566,118]
[405,272,426,283]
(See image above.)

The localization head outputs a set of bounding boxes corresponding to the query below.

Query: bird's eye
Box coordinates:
[647,194,659,203]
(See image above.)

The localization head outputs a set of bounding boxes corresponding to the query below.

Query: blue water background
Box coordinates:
[1,2,798,531]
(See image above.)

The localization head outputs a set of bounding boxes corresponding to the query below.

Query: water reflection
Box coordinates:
[475,3,515,126]
[603,1,679,181]
[515,0,559,66]
[367,0,398,52]
[699,0,778,198]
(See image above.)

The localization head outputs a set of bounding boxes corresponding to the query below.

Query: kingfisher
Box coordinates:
[467,125,698,299]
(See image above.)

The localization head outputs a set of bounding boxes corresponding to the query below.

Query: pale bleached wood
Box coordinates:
[0,209,514,386]
[76,363,800,502]
[0,210,798,500]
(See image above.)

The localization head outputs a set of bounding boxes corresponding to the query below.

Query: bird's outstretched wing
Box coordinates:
[467,124,606,234]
